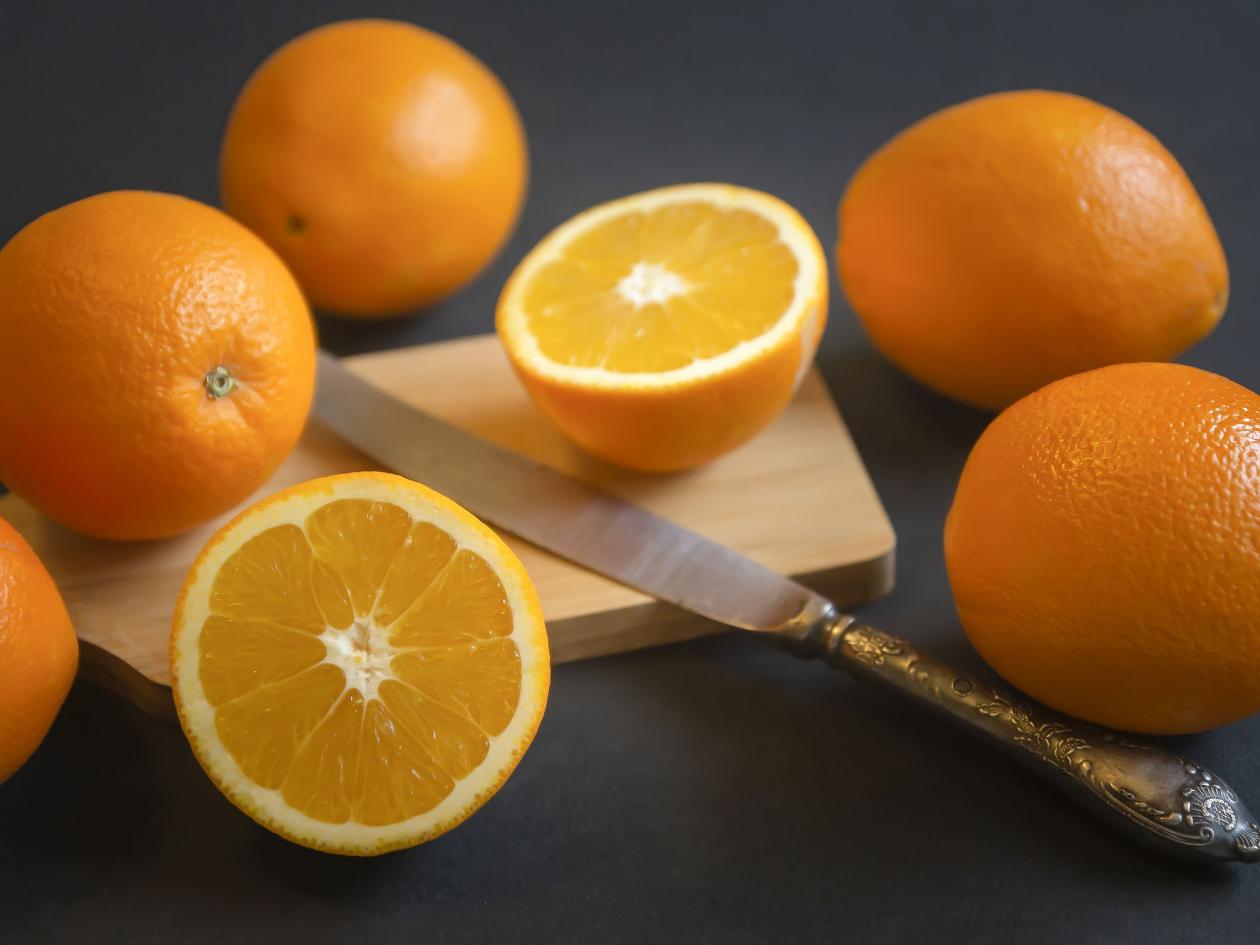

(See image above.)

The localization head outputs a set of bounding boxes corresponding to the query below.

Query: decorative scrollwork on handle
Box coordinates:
[843,626,904,667]
[936,676,1260,858]
[779,614,1260,864]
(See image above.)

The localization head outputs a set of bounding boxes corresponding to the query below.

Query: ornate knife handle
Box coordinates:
[780,606,1260,864]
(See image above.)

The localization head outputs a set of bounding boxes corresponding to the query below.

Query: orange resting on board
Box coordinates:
[220,18,528,317]
[838,90,1228,411]
[170,472,550,855]
[0,190,316,541]
[0,515,79,782]
[497,183,827,472]
[945,362,1260,734]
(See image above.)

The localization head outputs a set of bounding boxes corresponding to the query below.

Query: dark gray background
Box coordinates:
[2,1,1259,942]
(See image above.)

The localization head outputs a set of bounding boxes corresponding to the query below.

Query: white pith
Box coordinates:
[171,475,549,852]
[616,261,689,307]
[318,621,397,702]
[499,183,827,390]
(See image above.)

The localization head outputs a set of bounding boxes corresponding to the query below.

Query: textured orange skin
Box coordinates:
[0,191,316,541]
[220,19,528,317]
[509,316,825,472]
[945,363,1260,734]
[838,90,1228,411]
[0,516,78,782]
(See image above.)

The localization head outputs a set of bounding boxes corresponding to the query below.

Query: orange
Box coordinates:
[170,472,549,854]
[0,191,315,541]
[497,183,827,471]
[0,515,79,782]
[838,90,1228,411]
[220,19,527,317]
[945,362,1260,735]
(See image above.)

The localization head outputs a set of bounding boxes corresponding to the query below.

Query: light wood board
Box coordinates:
[0,334,895,716]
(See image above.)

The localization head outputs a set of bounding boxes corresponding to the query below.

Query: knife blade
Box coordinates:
[313,349,1260,864]
[314,350,825,634]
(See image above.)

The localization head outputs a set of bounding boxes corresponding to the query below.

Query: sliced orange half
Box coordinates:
[497,183,828,471]
[170,472,549,855]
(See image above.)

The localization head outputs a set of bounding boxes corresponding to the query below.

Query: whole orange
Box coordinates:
[220,19,528,317]
[0,191,316,541]
[945,362,1260,734]
[838,90,1228,411]
[0,515,78,782]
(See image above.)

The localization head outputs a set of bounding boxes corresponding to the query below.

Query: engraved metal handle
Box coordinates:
[779,604,1260,864]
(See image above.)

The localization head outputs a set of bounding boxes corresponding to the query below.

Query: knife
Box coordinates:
[315,350,1260,864]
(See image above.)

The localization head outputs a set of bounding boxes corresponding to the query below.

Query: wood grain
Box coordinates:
[0,334,894,715]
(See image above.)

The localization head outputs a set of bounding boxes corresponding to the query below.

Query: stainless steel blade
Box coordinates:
[315,351,830,633]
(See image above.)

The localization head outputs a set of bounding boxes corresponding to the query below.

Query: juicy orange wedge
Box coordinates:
[170,472,549,855]
[497,183,827,471]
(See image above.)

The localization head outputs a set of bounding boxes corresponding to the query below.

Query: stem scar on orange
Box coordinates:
[0,191,316,541]
[219,18,528,318]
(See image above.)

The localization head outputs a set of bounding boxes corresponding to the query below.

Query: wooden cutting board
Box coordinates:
[0,333,895,717]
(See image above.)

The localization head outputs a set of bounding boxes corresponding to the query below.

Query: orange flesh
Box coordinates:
[520,201,799,372]
[198,499,521,826]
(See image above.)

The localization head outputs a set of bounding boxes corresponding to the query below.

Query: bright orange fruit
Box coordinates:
[220,19,528,317]
[0,191,315,540]
[497,183,827,471]
[0,515,78,782]
[838,90,1228,411]
[945,362,1260,734]
[171,472,550,855]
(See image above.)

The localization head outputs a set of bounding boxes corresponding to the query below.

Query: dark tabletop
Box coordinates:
[3,1,1260,942]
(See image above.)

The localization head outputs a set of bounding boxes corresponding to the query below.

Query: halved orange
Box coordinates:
[497,183,828,472]
[170,472,549,855]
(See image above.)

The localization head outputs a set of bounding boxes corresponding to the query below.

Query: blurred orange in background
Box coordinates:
[220,19,528,317]
[838,90,1228,410]
[0,515,77,783]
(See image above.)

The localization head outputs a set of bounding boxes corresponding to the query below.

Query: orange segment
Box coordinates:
[353,697,453,826]
[304,499,413,616]
[497,183,828,471]
[390,549,514,648]
[209,525,325,633]
[213,662,347,790]
[309,558,354,630]
[198,616,325,705]
[171,472,549,855]
[373,522,457,626]
[378,680,490,783]
[281,689,367,823]
[392,639,522,735]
